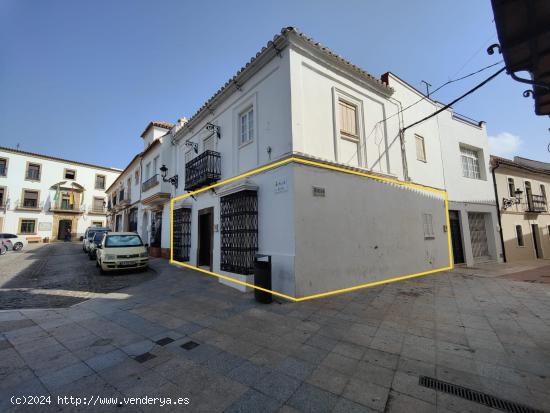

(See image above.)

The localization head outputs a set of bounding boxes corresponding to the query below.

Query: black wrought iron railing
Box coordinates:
[142,174,159,192]
[526,194,547,213]
[185,150,221,191]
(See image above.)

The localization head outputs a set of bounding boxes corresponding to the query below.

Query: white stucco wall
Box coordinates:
[175,163,296,295]
[174,49,292,192]
[292,163,449,297]
[289,47,402,179]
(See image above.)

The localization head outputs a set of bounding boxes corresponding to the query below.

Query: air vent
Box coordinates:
[419,376,545,413]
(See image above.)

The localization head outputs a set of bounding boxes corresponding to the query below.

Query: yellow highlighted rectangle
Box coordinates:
[170,156,453,302]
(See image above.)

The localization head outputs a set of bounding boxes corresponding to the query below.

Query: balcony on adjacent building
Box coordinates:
[526,194,547,213]
[49,201,84,213]
[185,150,221,191]
[142,174,160,192]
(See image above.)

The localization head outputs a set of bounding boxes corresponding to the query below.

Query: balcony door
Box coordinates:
[197,207,213,270]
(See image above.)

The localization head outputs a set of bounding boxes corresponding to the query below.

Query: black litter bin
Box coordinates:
[254,254,272,303]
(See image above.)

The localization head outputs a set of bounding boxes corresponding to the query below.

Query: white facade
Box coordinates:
[385,73,503,266]
[0,146,120,240]
[169,28,452,299]
[106,121,181,258]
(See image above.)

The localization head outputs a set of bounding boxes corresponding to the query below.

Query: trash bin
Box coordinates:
[254,254,272,303]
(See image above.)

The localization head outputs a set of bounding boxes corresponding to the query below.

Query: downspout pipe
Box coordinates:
[491,161,507,263]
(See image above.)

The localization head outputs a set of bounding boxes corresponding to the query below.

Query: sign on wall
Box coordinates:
[38,222,52,231]
[274,177,288,193]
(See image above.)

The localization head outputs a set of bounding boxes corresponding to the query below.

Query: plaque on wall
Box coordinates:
[38,222,52,231]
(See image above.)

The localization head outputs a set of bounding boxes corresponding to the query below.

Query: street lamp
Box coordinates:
[160,164,178,189]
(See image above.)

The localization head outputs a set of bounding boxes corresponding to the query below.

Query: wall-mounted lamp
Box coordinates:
[205,123,221,139]
[184,140,199,154]
[502,188,523,209]
[160,164,179,189]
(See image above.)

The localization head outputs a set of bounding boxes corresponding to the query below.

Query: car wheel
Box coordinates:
[88,253,94,261]
[13,242,23,251]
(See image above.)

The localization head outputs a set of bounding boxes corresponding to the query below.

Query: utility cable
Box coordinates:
[402,66,505,132]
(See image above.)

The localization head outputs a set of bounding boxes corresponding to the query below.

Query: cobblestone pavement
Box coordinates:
[0,253,549,412]
[0,243,156,309]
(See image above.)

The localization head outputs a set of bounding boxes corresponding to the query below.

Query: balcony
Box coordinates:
[142,174,160,192]
[185,150,221,191]
[15,200,43,212]
[526,194,547,213]
[49,202,84,214]
[89,206,107,215]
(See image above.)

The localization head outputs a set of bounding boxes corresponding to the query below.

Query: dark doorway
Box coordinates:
[58,219,72,241]
[449,210,465,264]
[197,207,213,269]
[532,224,542,258]
[128,208,138,232]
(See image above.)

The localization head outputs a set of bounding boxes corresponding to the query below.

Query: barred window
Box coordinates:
[220,190,258,274]
[173,208,191,261]
[460,146,482,179]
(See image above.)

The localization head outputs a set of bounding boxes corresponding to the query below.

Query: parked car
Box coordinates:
[96,232,148,274]
[0,233,27,251]
[82,227,110,252]
[88,231,107,260]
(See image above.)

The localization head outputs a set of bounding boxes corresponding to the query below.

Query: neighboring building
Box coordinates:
[106,120,183,258]
[169,27,451,299]
[383,73,503,267]
[491,156,550,262]
[0,146,120,241]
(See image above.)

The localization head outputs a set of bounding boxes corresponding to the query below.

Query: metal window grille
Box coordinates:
[220,190,258,275]
[173,208,191,261]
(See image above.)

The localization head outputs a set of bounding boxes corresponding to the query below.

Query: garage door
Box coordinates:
[468,212,490,259]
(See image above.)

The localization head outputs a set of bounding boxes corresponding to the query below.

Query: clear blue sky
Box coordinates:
[1,0,548,169]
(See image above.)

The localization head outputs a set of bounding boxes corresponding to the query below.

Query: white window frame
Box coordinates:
[145,162,151,180]
[460,145,483,180]
[338,99,359,142]
[332,88,365,166]
[415,134,427,162]
[239,107,254,146]
[422,213,435,239]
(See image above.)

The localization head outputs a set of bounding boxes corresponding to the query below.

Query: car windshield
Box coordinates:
[105,235,143,248]
[87,231,96,240]
[93,233,106,243]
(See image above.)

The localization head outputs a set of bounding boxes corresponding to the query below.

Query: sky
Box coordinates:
[1,0,548,169]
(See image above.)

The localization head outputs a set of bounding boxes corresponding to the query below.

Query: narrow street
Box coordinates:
[0,243,156,309]
[1,243,549,412]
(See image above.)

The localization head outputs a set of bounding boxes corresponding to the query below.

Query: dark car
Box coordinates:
[88,231,108,260]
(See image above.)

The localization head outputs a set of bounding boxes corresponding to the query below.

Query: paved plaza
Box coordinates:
[1,243,550,412]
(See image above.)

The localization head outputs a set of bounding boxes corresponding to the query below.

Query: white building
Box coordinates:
[106,120,184,258]
[0,146,120,241]
[169,28,451,299]
[383,73,503,267]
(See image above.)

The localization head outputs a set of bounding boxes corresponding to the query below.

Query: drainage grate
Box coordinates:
[181,341,199,350]
[133,352,157,363]
[419,376,545,413]
[155,337,174,346]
